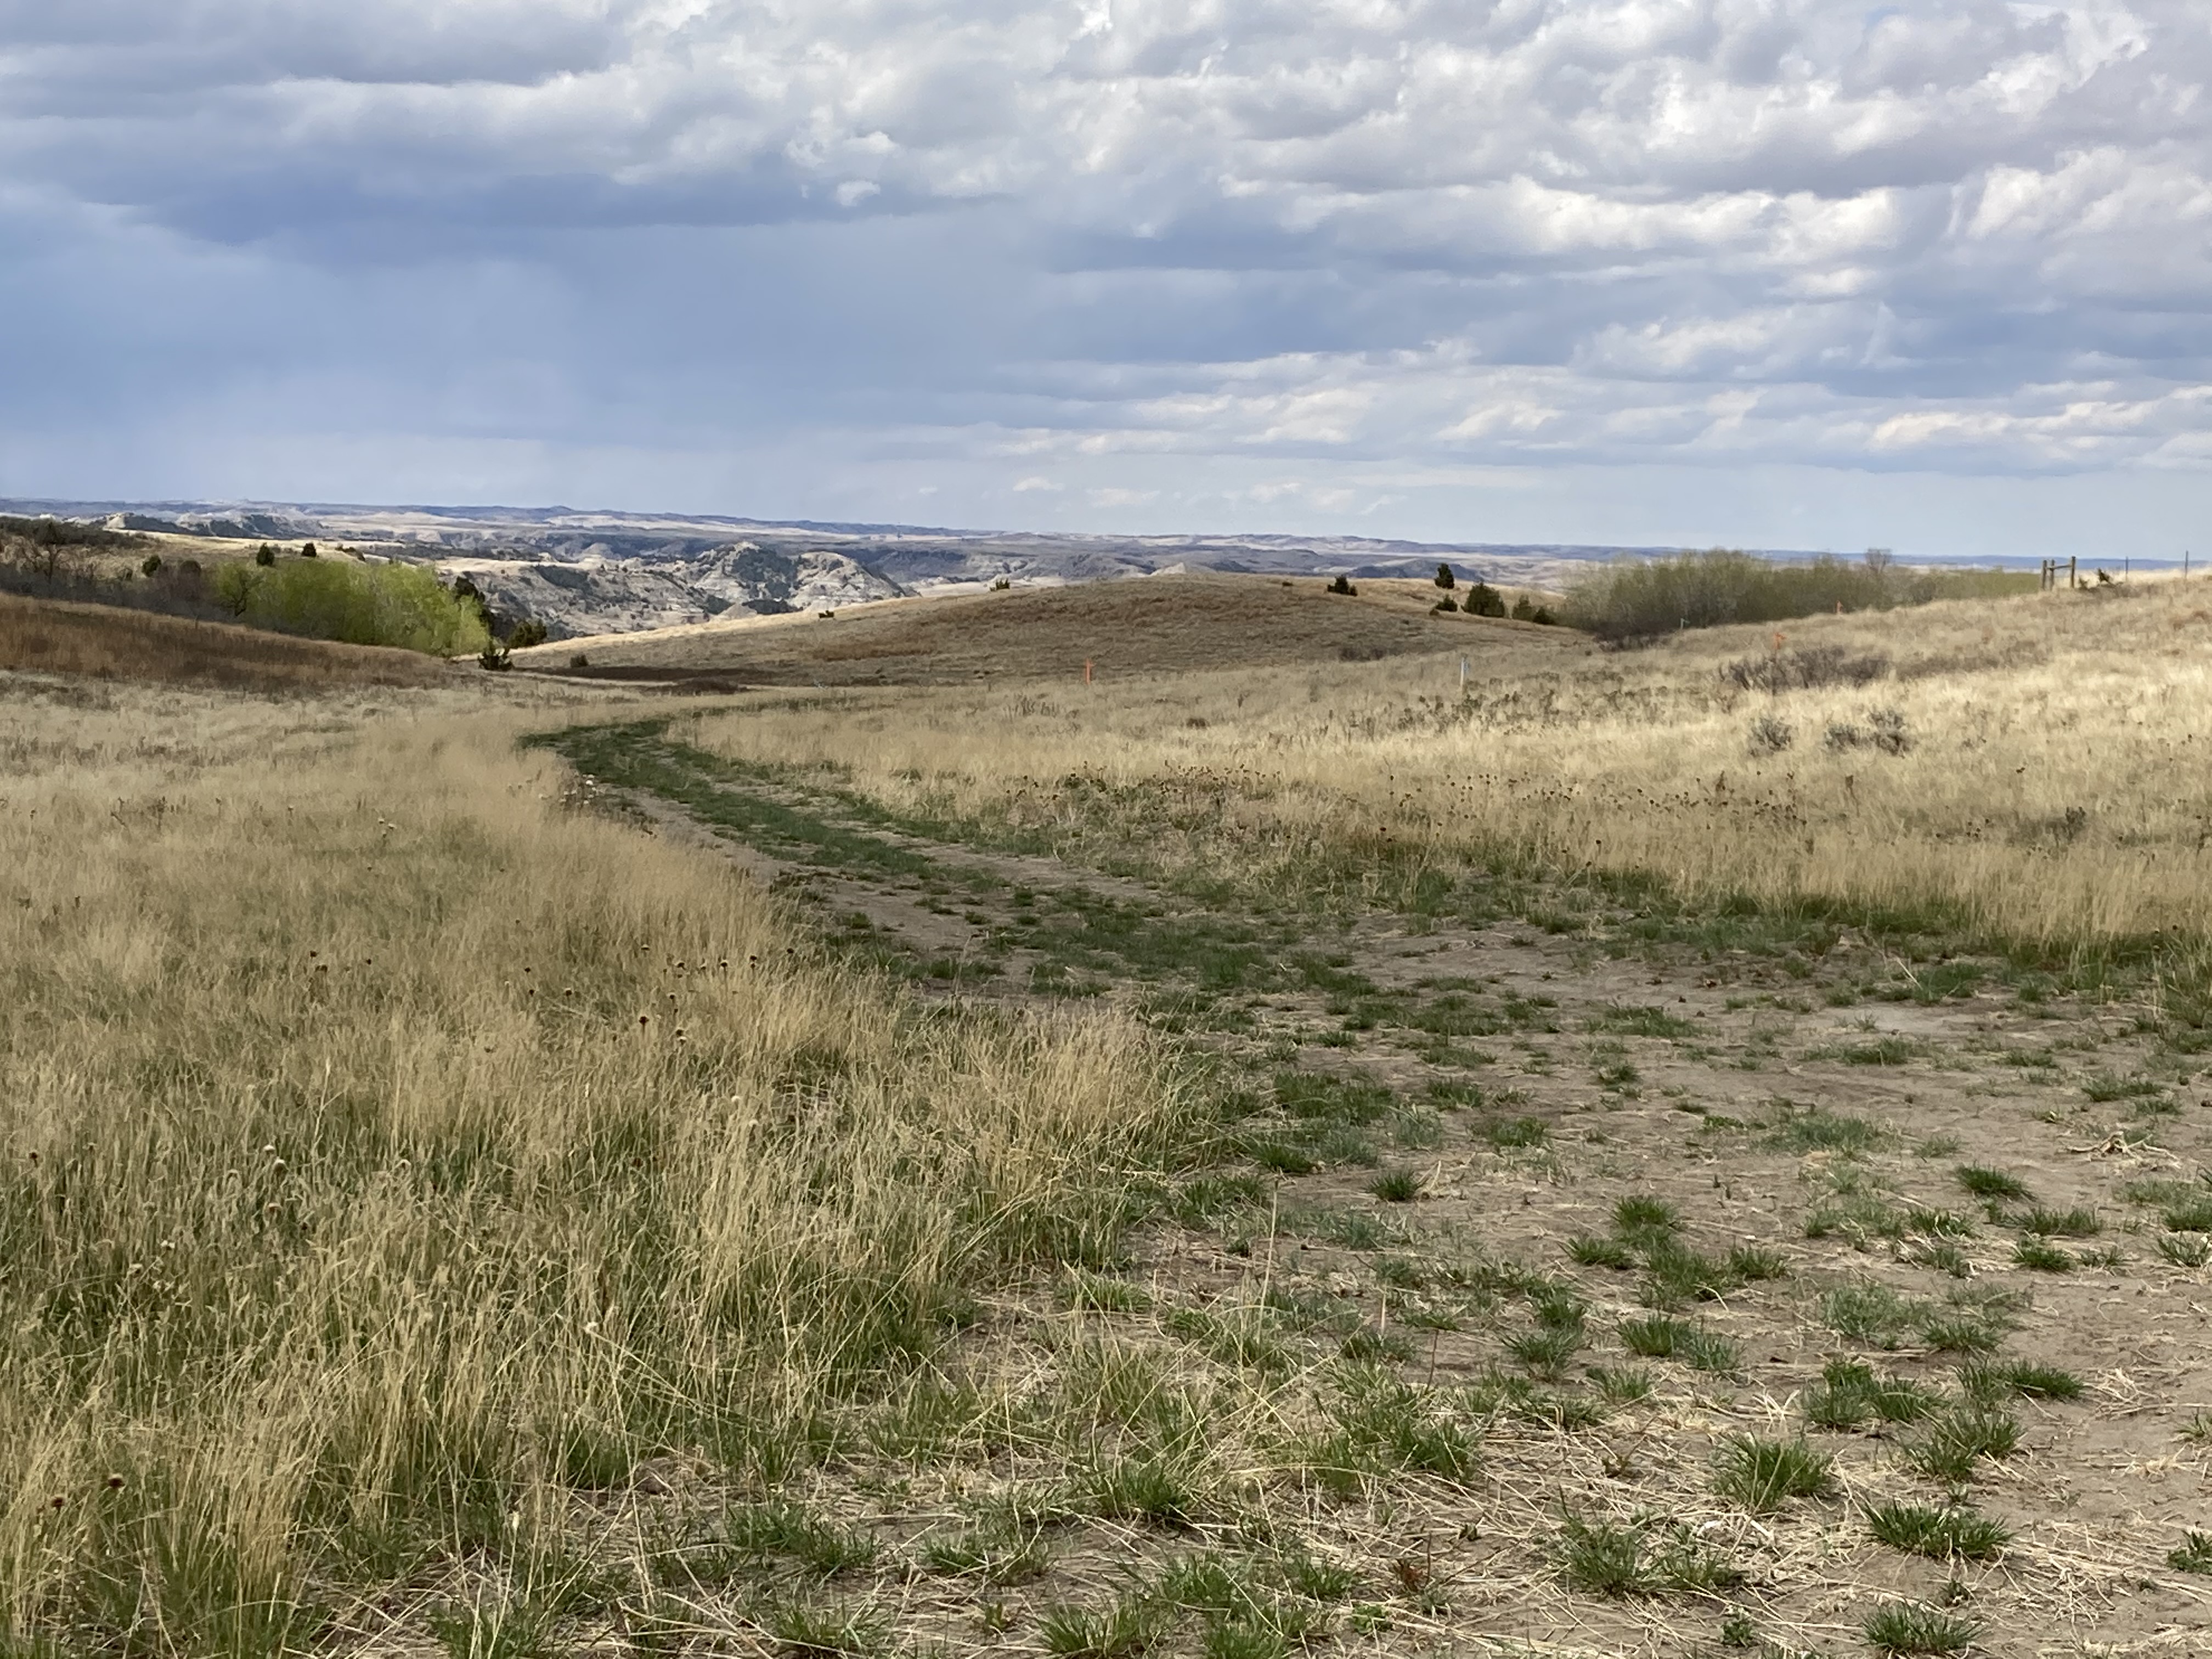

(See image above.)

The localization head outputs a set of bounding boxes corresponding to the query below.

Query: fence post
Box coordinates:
[2069,556,2078,590]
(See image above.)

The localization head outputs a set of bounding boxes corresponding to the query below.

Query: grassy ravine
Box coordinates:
[0,692,1189,1656]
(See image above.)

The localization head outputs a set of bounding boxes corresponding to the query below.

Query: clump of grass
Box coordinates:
[1338,1327,1415,1364]
[1821,1281,1923,1349]
[1483,1116,1549,1149]
[1618,1316,1739,1373]
[1368,1169,1421,1203]
[1769,1105,1892,1153]
[1087,1454,1209,1529]
[1587,1365,1655,1404]
[1710,1436,1836,1513]
[766,1599,890,1656]
[1910,1407,2022,1483]
[725,1501,881,1575]
[2012,1237,2074,1272]
[1954,1165,2031,1201]
[1915,1285,2025,1355]
[1554,1515,1742,1598]
[1864,1599,1980,1656]
[1640,1240,1737,1310]
[2163,1195,2212,1233]
[1612,1194,1681,1238]
[2015,1205,2100,1238]
[1305,1370,1478,1497]
[1724,1243,1789,1283]
[2169,1531,2212,1575]
[1062,1268,1154,1314]
[1866,1502,2010,1561]
[2157,1233,2212,1268]
[918,1525,1053,1585]
[1039,1596,1169,1657]
[1805,1359,1943,1430]
[1505,1327,1584,1379]
[1568,1235,1637,1269]
[1961,1359,2085,1403]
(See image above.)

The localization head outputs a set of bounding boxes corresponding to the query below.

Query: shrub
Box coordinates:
[569,652,592,670]
[1434,563,1455,590]
[1747,714,1792,755]
[1463,582,1506,618]
[1720,644,1889,692]
[1825,707,1912,754]
[300,542,317,558]
[507,618,550,648]
[1325,575,1356,596]
[230,558,490,656]
[140,553,163,577]
[1563,548,2035,644]
[254,544,276,567]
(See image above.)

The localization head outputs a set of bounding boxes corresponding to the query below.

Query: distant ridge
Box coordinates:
[2,496,1993,643]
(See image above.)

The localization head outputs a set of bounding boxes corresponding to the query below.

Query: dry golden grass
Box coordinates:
[0,591,453,690]
[682,578,2212,952]
[0,675,1184,1651]
[518,571,1578,685]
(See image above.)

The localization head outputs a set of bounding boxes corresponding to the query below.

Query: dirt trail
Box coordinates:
[561,723,2212,1658]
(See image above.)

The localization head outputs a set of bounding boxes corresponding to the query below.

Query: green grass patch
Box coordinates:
[1554,1515,1742,1598]
[1710,1437,1836,1513]
[1866,1502,2010,1561]
[1863,1600,1979,1656]
[1954,1165,2030,1201]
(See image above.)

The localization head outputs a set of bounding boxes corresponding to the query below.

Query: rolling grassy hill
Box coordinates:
[515,571,1583,686]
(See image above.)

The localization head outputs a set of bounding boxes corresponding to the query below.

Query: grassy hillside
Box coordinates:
[516,572,1581,685]
[0,592,455,689]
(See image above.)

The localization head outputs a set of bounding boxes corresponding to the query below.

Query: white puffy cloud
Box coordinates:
[1,0,2209,545]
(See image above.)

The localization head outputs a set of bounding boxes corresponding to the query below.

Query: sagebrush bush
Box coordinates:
[1721,644,1891,692]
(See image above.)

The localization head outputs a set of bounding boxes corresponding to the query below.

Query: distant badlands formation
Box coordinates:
[8,498,1811,644]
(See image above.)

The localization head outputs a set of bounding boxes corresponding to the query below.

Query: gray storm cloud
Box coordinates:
[1,0,2206,544]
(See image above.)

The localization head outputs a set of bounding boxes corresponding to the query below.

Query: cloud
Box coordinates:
[1,0,2209,549]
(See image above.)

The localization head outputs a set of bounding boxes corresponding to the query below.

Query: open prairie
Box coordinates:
[5,577,2211,1659]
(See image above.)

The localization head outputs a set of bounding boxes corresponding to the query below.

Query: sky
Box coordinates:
[2,1,2209,557]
